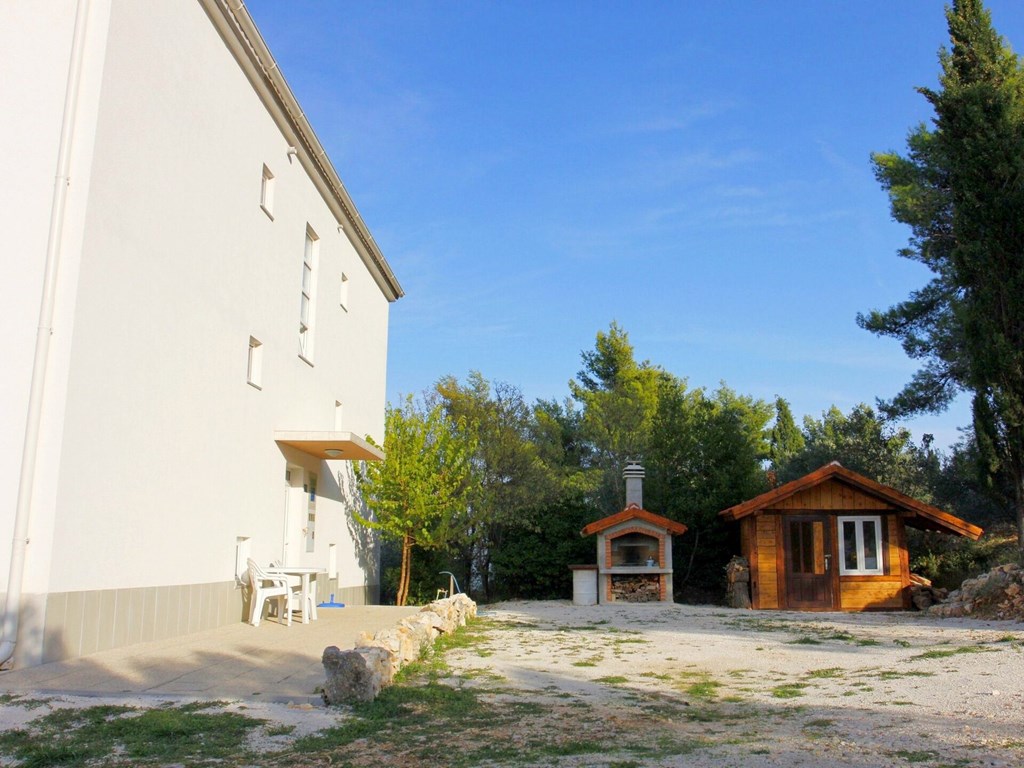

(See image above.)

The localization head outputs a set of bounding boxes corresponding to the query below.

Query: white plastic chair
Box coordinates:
[270,560,314,621]
[247,558,291,627]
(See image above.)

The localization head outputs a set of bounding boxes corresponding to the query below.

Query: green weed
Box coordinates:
[771,683,808,699]
[912,645,992,660]
[805,667,845,679]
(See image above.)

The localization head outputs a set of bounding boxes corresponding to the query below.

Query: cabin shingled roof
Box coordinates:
[718,462,983,541]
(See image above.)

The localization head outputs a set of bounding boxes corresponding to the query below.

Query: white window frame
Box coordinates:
[837,515,884,576]
[246,336,263,389]
[260,164,275,219]
[339,272,349,311]
[299,226,318,364]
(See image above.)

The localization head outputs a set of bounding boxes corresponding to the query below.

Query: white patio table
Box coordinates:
[265,566,325,624]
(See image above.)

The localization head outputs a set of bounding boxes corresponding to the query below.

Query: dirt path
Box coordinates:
[441,601,1024,767]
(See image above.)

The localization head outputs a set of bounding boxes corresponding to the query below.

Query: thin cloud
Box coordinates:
[620,101,737,134]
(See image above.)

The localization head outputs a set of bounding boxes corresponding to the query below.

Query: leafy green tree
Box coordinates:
[569,323,662,512]
[768,396,804,477]
[434,372,554,600]
[355,396,476,606]
[488,495,598,600]
[858,0,1024,555]
[779,403,931,498]
[646,379,772,592]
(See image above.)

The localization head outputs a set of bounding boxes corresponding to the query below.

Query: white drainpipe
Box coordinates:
[0,0,92,668]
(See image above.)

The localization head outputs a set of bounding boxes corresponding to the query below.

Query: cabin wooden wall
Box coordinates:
[742,502,912,611]
[772,479,894,512]
[742,514,782,609]
[837,515,910,610]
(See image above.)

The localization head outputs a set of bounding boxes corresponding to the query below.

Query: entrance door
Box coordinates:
[283,466,305,564]
[784,516,834,610]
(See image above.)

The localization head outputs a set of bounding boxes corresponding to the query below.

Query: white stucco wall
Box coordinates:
[4,0,390,604]
[0,0,83,590]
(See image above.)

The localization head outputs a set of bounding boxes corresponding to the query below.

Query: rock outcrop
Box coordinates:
[322,593,477,705]
[927,563,1024,620]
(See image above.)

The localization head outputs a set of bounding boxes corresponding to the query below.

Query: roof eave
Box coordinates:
[200,0,404,302]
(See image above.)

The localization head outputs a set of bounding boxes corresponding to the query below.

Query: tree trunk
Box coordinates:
[1015,475,1024,563]
[397,534,413,606]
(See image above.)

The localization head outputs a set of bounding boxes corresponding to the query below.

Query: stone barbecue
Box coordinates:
[580,463,687,604]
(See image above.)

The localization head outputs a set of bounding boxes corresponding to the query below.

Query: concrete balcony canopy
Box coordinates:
[274,431,384,462]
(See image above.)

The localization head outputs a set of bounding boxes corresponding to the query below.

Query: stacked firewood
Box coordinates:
[909,573,948,610]
[612,576,660,602]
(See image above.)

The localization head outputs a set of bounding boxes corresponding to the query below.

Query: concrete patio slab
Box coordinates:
[0,605,419,704]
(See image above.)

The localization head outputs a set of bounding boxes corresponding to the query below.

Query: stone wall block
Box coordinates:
[324,594,478,706]
[322,645,393,705]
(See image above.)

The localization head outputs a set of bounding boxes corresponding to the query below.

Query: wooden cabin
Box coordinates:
[718,462,983,611]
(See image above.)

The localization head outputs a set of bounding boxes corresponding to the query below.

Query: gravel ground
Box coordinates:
[442,601,1024,768]
[0,601,1021,767]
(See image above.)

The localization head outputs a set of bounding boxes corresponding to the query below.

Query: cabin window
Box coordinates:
[837,516,883,575]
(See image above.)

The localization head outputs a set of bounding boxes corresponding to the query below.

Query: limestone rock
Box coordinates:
[327,594,479,706]
[927,562,1024,621]
[321,645,393,705]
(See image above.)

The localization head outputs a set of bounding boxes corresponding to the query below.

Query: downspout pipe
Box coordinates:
[0,0,91,668]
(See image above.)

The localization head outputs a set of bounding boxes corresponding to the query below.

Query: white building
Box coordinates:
[0,0,403,668]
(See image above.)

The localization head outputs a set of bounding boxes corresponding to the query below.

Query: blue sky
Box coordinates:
[246,1,1024,451]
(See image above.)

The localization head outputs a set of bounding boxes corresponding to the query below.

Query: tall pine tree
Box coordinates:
[859,0,1024,555]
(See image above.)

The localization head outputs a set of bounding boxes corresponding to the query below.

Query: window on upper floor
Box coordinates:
[298,226,318,363]
[339,272,350,311]
[260,165,275,219]
[837,516,884,575]
[246,336,263,389]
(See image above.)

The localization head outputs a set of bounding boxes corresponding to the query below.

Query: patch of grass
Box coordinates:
[639,671,672,681]
[0,694,50,710]
[594,675,629,685]
[264,723,296,737]
[912,645,993,660]
[873,670,936,680]
[295,683,485,753]
[823,631,855,641]
[855,638,881,646]
[572,658,600,667]
[805,667,845,679]
[0,703,263,767]
[894,638,911,648]
[771,683,808,699]
[684,678,722,701]
[804,718,835,728]
[788,636,823,645]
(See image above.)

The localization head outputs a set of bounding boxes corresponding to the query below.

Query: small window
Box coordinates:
[305,473,317,553]
[339,272,349,311]
[298,226,318,363]
[260,165,275,219]
[837,516,884,575]
[246,336,263,389]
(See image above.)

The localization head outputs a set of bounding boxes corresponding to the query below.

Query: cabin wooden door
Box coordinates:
[784,515,834,610]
